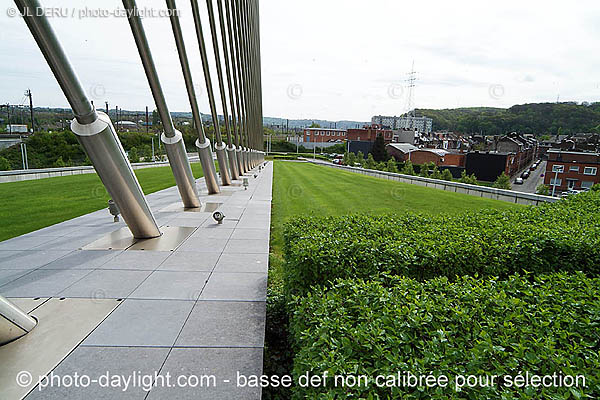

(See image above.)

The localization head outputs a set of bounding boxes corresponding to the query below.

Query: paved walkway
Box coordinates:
[0,162,272,399]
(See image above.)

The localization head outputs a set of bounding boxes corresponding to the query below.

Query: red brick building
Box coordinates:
[544,150,600,192]
[387,144,465,167]
[303,128,347,143]
[347,124,393,143]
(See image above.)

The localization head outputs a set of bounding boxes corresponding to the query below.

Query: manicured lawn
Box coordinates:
[0,163,205,242]
[270,161,521,252]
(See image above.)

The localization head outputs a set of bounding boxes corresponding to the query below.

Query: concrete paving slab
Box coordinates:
[59,269,152,299]
[213,253,268,274]
[157,251,220,272]
[146,348,263,400]
[0,269,94,297]
[0,250,73,270]
[83,299,194,347]
[177,237,228,253]
[0,236,57,251]
[97,250,172,271]
[199,273,267,302]
[223,239,269,254]
[129,271,210,301]
[176,301,266,347]
[41,250,121,270]
[230,228,270,241]
[190,227,234,240]
[0,269,34,286]
[25,346,170,400]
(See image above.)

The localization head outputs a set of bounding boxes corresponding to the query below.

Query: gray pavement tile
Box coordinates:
[146,348,263,400]
[157,251,220,272]
[0,250,73,270]
[214,253,268,274]
[223,239,269,254]
[0,236,56,251]
[26,346,170,400]
[229,228,270,241]
[190,227,234,240]
[83,299,194,347]
[129,271,210,301]
[176,301,266,347]
[200,218,239,229]
[0,269,33,286]
[59,270,152,298]
[41,250,122,270]
[199,273,267,302]
[97,250,171,271]
[32,235,98,251]
[177,238,227,253]
[0,269,93,297]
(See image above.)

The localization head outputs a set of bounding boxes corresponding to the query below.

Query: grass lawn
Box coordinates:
[269,161,523,283]
[271,161,521,248]
[0,163,205,242]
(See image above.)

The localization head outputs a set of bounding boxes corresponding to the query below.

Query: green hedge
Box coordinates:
[290,273,600,399]
[283,192,600,297]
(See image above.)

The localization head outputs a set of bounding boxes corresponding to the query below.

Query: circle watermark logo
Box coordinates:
[488,84,505,100]
[90,84,106,100]
[16,371,33,387]
[387,83,404,99]
[287,84,303,100]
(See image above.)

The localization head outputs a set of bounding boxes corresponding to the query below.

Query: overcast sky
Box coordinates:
[2,0,600,122]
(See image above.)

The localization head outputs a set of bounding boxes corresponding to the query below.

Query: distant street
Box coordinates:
[512,160,546,194]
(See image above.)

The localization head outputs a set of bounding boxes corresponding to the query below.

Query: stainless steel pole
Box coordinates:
[206,0,238,180]
[190,0,232,186]
[0,295,37,345]
[166,0,220,194]
[224,0,245,175]
[15,0,160,238]
[215,0,241,180]
[123,0,200,208]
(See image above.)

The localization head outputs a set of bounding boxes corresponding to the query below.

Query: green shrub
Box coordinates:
[493,172,512,189]
[290,273,600,399]
[283,191,600,297]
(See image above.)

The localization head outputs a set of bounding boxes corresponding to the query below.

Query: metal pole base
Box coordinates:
[215,141,232,186]
[162,130,201,208]
[72,111,161,239]
[196,138,220,194]
[0,295,37,346]
[236,146,245,175]
[243,148,250,172]
[226,144,239,180]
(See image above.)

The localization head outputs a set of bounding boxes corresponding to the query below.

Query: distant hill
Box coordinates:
[416,102,600,135]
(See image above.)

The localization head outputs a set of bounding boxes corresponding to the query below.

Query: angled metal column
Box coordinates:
[14,0,160,239]
[0,295,37,345]
[216,0,242,180]
[123,0,200,208]
[233,0,251,172]
[224,0,246,175]
[191,0,232,186]
[206,0,238,180]
[167,0,220,194]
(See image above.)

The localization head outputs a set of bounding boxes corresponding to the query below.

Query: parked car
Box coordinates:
[521,171,530,179]
[515,178,524,185]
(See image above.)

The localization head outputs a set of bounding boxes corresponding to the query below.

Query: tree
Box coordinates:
[309,122,321,128]
[356,151,364,161]
[419,163,430,177]
[536,184,550,195]
[53,156,67,168]
[385,158,398,173]
[364,153,376,169]
[441,169,453,181]
[0,157,11,171]
[493,172,512,189]
[347,152,357,166]
[151,110,162,132]
[402,161,415,175]
[376,162,386,171]
[370,133,388,162]
[129,147,140,163]
[591,184,600,192]
[459,170,479,185]
[342,152,349,165]
[430,165,442,180]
